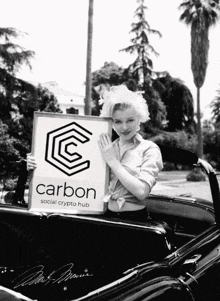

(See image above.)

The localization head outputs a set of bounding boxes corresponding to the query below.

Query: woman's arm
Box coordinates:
[110,161,150,201]
[98,133,150,201]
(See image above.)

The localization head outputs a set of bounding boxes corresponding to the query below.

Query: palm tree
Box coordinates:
[179,0,220,157]
[84,0,94,115]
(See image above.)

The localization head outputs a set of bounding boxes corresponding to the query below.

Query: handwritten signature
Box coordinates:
[13,263,93,289]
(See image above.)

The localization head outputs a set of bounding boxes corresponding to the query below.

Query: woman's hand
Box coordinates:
[98,133,118,167]
[198,158,215,174]
[26,154,37,171]
[98,133,150,201]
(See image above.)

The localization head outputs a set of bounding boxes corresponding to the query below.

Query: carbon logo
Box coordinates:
[45,121,92,176]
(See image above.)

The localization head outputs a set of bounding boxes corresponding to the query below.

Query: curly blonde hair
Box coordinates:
[99,85,150,123]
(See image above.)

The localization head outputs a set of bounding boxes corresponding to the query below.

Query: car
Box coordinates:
[0,146,219,301]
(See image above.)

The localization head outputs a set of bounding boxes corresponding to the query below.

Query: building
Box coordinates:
[42,81,85,115]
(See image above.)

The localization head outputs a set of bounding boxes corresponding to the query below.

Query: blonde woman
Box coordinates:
[27,85,163,220]
[98,85,163,218]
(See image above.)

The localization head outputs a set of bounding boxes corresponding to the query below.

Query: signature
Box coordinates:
[13,263,93,289]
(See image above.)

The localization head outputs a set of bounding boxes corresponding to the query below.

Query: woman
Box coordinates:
[98,85,163,217]
[27,85,163,218]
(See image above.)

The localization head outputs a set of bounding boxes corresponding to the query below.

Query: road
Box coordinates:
[152,170,220,202]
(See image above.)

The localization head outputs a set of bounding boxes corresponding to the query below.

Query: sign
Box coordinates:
[28,112,111,214]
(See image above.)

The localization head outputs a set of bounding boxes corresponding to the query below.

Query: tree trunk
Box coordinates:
[196,87,203,158]
[84,0,94,115]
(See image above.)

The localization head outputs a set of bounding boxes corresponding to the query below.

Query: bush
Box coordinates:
[203,127,220,170]
[186,168,206,182]
[151,131,197,152]
[150,131,197,170]
[163,162,176,171]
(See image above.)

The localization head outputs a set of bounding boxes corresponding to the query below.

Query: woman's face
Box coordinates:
[112,106,140,142]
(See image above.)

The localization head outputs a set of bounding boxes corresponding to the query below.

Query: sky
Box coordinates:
[2,0,220,120]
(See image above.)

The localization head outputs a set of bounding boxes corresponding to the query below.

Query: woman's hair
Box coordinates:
[99,85,150,123]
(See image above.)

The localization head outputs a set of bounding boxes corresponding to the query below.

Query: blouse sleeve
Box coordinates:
[137,143,163,191]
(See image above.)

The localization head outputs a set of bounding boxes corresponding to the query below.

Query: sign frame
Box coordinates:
[28,112,112,215]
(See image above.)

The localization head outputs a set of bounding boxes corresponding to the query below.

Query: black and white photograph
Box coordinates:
[0,1,220,300]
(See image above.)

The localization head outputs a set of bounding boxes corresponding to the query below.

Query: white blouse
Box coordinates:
[103,133,163,211]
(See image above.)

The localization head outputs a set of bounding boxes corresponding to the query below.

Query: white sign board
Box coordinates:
[28,112,111,214]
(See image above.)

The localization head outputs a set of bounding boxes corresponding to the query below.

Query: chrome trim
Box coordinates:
[48,213,167,234]
[74,271,138,301]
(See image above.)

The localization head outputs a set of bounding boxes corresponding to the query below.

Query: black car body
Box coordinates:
[0,147,219,301]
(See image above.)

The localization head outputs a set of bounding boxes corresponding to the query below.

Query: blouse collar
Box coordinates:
[113,132,143,146]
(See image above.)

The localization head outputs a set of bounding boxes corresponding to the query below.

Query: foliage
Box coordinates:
[0,85,62,159]
[91,62,198,135]
[186,167,206,181]
[211,86,220,124]
[0,27,35,75]
[0,122,21,181]
[91,62,166,130]
[141,81,167,133]
[120,0,161,84]
[151,130,197,153]
[0,26,62,179]
[0,27,36,105]
[153,74,195,132]
[203,125,220,170]
[179,0,220,88]
[91,62,132,115]
[179,0,220,157]
[91,62,127,115]
[7,85,62,154]
[92,61,143,92]
[150,130,198,171]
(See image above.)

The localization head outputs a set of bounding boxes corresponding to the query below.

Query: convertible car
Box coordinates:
[0,146,219,301]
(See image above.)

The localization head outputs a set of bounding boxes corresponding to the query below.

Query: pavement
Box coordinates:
[152,170,218,202]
